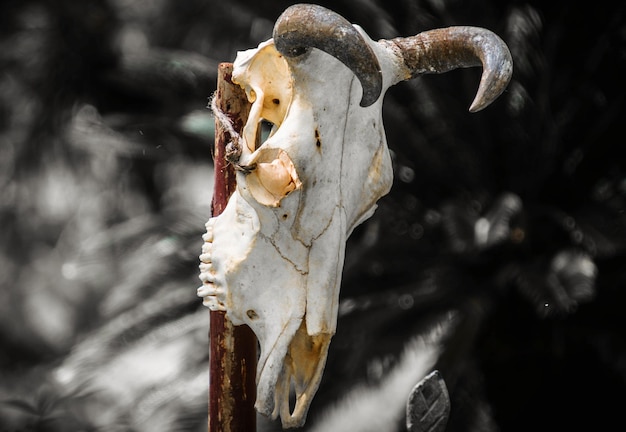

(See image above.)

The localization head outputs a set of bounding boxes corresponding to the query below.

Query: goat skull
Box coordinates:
[198,3,512,428]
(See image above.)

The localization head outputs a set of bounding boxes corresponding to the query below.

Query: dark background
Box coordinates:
[1,0,625,431]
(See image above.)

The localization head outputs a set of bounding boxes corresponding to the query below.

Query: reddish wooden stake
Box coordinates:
[209,63,257,432]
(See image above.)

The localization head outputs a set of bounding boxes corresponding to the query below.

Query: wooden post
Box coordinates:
[209,62,257,432]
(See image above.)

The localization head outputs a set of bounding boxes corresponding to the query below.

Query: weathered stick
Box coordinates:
[209,62,257,432]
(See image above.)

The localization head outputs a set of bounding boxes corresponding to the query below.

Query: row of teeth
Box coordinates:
[197,218,225,311]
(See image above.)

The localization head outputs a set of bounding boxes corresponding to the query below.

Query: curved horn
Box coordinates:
[385,26,513,112]
[273,3,383,107]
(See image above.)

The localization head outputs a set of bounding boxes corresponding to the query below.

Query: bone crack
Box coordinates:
[261,232,309,276]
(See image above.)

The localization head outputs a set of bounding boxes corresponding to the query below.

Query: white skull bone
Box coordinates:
[198,3,512,428]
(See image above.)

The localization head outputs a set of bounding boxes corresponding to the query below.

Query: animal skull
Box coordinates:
[198,3,512,428]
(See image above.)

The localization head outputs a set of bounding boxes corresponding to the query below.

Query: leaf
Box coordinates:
[406,370,450,432]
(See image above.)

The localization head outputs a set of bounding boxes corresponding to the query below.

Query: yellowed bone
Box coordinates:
[233,41,292,152]
[247,149,302,207]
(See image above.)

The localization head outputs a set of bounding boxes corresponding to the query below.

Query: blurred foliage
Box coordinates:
[0,0,625,431]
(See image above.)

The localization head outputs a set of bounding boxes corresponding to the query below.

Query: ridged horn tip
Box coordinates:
[389,26,513,112]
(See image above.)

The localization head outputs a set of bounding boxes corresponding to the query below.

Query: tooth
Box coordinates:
[203,296,226,311]
[199,262,212,273]
[196,285,208,297]
[197,284,222,297]
[202,231,213,242]
[199,253,212,263]
[199,272,215,283]
[203,223,214,242]
[205,218,216,230]
[202,242,213,254]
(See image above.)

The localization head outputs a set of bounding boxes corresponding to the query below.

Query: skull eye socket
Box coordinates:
[256,119,275,149]
[233,41,292,155]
